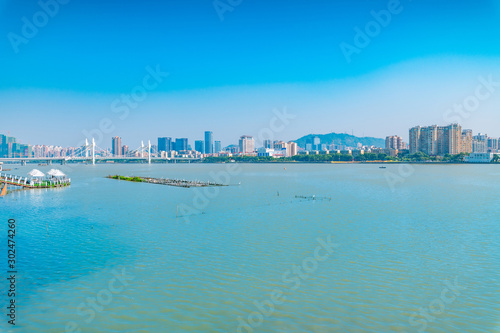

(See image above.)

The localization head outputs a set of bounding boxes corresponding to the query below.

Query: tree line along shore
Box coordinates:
[201,152,499,163]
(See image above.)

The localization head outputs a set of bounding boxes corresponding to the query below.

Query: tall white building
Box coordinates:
[239,135,255,154]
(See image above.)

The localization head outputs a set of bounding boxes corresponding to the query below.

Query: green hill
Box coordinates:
[295,133,385,148]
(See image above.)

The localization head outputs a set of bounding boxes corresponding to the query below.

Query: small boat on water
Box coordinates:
[379,166,387,169]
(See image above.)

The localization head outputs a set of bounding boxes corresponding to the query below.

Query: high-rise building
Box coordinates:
[158,137,172,152]
[122,145,129,156]
[274,141,287,150]
[488,137,499,152]
[385,136,406,150]
[175,138,188,152]
[205,131,213,154]
[439,123,462,155]
[239,135,255,154]
[263,140,272,149]
[409,126,421,154]
[461,130,473,153]
[195,140,205,154]
[473,133,488,153]
[214,141,221,153]
[313,136,320,147]
[409,124,463,156]
[112,136,122,156]
[287,142,298,156]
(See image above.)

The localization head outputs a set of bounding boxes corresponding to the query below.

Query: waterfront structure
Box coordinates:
[0,169,71,189]
[205,131,214,154]
[465,152,495,163]
[174,138,188,152]
[214,141,221,153]
[158,137,172,153]
[112,137,122,156]
[195,140,205,154]
[239,135,255,154]
[473,133,488,153]
[385,136,406,150]
[409,124,464,155]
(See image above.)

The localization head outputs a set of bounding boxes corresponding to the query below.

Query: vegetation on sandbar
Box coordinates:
[108,175,144,182]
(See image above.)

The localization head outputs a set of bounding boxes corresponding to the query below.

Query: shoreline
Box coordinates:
[1,161,498,165]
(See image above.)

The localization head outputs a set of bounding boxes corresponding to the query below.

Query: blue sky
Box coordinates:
[1,0,500,147]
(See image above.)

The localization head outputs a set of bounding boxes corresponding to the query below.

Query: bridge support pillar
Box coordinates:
[148,140,151,164]
[92,138,95,165]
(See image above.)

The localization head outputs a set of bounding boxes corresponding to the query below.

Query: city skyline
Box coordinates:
[2,120,500,159]
[2,119,500,150]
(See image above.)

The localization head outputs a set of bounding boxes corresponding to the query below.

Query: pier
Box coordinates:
[295,195,332,201]
[107,175,227,188]
[0,171,71,189]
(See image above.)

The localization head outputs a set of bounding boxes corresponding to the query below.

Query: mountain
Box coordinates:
[294,133,385,149]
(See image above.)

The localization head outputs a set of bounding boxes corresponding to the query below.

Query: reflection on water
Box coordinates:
[0,163,499,332]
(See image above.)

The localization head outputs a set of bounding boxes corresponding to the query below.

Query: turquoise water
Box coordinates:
[1,163,499,332]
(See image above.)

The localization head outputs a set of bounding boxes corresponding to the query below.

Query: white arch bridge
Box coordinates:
[0,139,202,165]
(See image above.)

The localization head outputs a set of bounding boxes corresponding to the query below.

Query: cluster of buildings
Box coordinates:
[31,145,79,158]
[0,134,31,158]
[257,140,298,157]
[108,133,300,158]
[296,135,390,157]
[156,132,222,158]
[408,124,500,162]
[2,124,499,163]
[109,132,258,158]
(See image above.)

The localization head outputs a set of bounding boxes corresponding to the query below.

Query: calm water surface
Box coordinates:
[0,163,499,332]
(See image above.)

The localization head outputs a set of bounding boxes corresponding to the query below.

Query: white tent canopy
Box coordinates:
[28,169,45,177]
[47,169,66,177]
